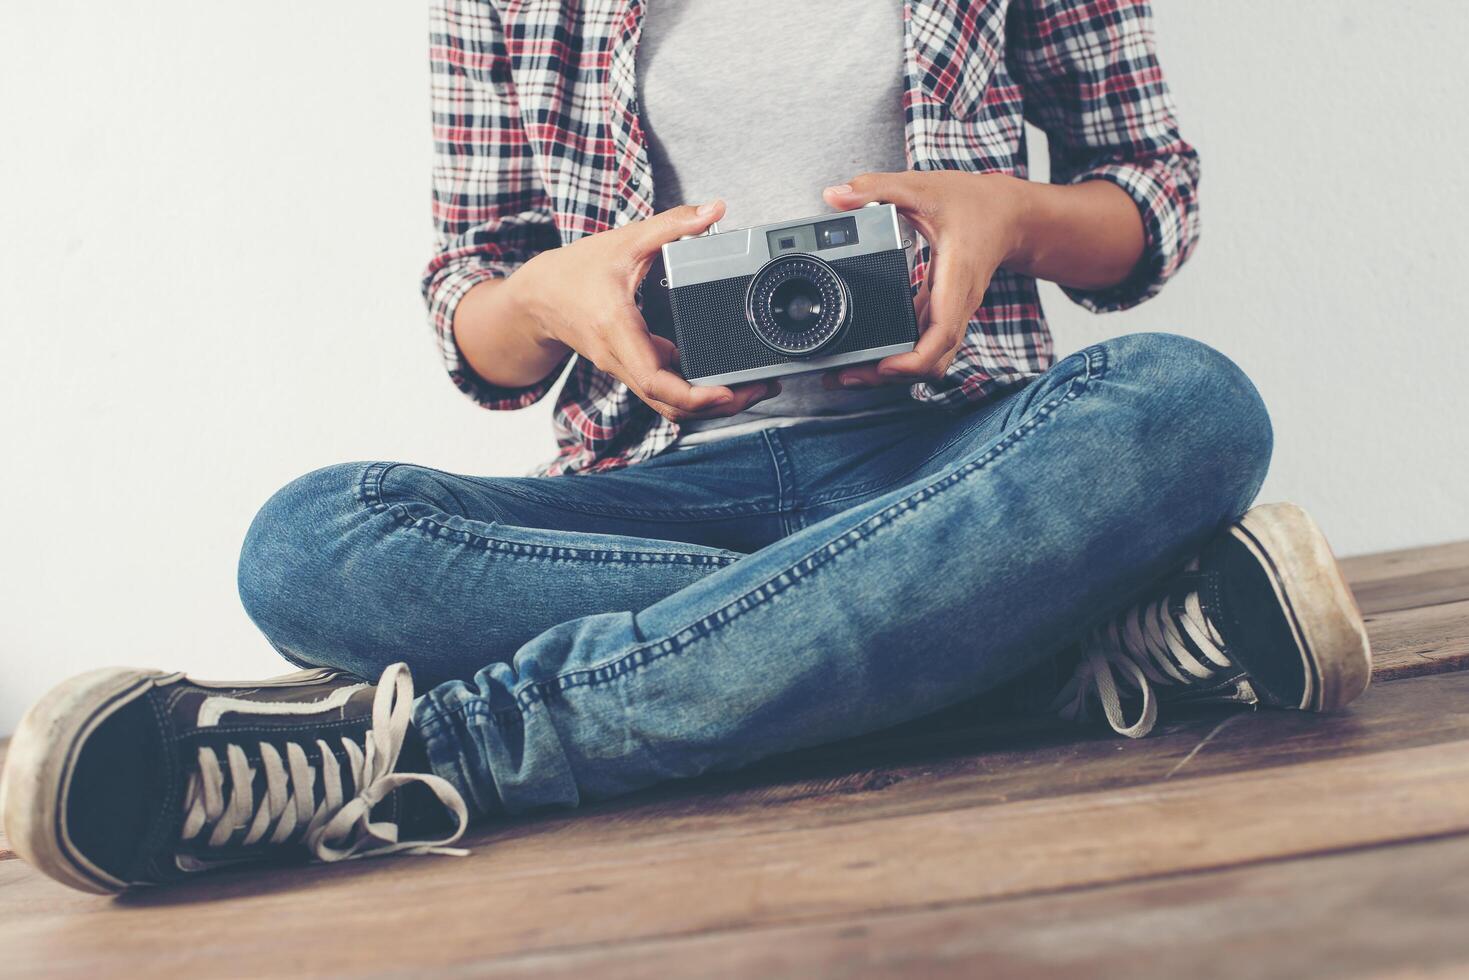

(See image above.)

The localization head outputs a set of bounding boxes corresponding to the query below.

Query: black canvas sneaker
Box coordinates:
[0,662,467,894]
[1051,502,1373,738]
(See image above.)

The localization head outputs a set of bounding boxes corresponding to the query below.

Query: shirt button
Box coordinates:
[629,176,641,189]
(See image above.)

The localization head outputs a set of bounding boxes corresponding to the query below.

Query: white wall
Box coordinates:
[2,1,1465,733]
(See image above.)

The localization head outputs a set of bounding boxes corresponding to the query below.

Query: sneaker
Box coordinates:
[0,662,467,894]
[1051,502,1372,738]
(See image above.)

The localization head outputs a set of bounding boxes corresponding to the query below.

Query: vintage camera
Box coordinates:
[645,203,919,386]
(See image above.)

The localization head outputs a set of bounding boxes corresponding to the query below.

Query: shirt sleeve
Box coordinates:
[422,0,567,409]
[1006,0,1201,313]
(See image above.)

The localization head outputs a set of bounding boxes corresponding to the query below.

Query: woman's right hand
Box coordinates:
[455,201,778,423]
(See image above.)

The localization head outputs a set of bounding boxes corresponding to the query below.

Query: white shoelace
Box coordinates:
[179,663,469,863]
[1050,563,1252,738]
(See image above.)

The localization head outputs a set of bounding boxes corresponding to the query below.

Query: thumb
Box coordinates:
[629,199,726,255]
[822,171,925,213]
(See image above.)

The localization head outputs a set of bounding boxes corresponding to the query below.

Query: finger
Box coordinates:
[604,354,713,422]
[682,381,781,420]
[821,364,890,390]
[822,172,929,216]
[626,200,726,257]
[876,320,964,381]
[639,335,776,411]
[620,331,776,420]
[641,366,734,414]
[609,322,735,414]
[819,278,934,390]
[922,250,985,362]
[877,307,965,380]
[619,369,776,423]
[647,332,682,367]
[879,253,981,381]
[729,380,780,410]
[824,174,946,250]
[912,279,932,329]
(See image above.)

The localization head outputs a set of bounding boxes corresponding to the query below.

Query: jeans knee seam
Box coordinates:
[385,505,741,568]
[360,462,740,567]
[477,479,780,521]
[512,376,1094,708]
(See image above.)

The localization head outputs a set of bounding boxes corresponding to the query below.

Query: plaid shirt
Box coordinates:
[423,0,1200,475]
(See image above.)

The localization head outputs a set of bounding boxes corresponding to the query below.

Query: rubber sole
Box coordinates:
[1,665,350,895]
[1,668,168,894]
[1233,502,1373,712]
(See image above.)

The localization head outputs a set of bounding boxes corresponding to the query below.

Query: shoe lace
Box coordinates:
[178,663,469,863]
[1049,561,1248,738]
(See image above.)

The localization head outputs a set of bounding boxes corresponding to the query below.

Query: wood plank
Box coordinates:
[474,832,1469,979]
[2,726,1468,974]
[1,635,1467,871]
[498,666,1469,843]
[1341,539,1469,615]
[1368,598,1469,679]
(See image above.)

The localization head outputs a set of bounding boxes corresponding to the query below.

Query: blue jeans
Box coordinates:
[238,333,1272,817]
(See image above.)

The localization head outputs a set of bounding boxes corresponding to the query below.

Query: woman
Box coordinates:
[3,0,1370,894]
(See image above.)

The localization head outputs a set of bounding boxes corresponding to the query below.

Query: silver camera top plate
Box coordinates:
[661,203,909,289]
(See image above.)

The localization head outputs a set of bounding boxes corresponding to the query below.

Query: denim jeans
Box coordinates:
[237,333,1272,818]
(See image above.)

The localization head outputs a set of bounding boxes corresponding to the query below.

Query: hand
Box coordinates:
[820,172,1028,389]
[510,201,778,422]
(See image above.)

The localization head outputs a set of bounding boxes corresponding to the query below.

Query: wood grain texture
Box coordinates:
[1,672,1468,976]
[1340,539,1469,615]
[472,834,1469,980]
[444,667,1469,848]
[1367,598,1469,679]
[5,742,1468,975]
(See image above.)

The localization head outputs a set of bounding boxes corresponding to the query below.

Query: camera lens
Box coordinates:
[771,278,823,325]
[744,254,850,357]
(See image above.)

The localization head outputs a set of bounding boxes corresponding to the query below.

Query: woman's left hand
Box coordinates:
[820,172,1028,389]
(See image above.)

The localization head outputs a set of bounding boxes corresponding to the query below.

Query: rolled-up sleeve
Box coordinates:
[1007,0,1201,312]
[423,0,565,408]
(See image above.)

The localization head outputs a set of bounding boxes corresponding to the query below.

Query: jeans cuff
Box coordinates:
[412,693,502,819]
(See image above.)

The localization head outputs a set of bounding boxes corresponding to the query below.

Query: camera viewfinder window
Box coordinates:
[814,216,860,251]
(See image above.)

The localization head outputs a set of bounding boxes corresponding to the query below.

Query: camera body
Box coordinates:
[648,203,919,386]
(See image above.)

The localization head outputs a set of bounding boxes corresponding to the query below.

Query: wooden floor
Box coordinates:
[2,541,1468,978]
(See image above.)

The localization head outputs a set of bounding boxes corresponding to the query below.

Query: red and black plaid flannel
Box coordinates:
[422,0,1200,475]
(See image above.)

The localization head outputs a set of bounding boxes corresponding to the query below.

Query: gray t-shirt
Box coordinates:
[637,0,919,446]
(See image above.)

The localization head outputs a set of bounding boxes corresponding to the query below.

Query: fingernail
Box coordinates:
[825,184,852,196]
[696,200,720,218]
[840,374,863,388]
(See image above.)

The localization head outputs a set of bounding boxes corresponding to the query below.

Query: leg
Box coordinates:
[12,333,1358,896]
[235,434,794,686]
[416,333,1276,814]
